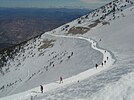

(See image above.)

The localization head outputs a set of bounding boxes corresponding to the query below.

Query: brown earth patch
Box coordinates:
[68,27,90,35]
[88,19,101,28]
[102,21,110,25]
[38,39,55,50]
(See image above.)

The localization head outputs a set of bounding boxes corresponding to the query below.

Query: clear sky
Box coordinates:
[0,0,112,9]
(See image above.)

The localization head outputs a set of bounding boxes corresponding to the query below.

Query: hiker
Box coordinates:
[107,57,108,60]
[104,60,106,64]
[40,85,43,93]
[105,51,106,53]
[102,62,103,66]
[95,64,98,69]
[59,76,63,84]
[71,52,73,56]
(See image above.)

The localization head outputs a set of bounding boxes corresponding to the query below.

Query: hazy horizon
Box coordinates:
[0,0,112,9]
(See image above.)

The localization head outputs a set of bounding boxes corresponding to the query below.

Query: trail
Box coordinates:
[0,33,115,100]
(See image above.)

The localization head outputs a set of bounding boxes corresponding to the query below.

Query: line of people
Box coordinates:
[40,54,109,94]
[96,51,109,69]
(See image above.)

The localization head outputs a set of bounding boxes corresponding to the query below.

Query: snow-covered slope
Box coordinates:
[51,0,133,35]
[0,33,103,97]
[0,0,134,99]
[0,34,115,100]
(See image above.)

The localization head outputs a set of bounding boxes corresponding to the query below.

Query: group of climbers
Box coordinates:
[39,39,109,93]
[96,51,109,69]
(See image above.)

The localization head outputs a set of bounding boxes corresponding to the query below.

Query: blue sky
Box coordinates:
[0,0,112,9]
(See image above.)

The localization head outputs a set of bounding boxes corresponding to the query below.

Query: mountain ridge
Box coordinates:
[0,0,134,99]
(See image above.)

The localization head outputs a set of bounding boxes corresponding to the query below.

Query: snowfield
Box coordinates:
[0,34,115,100]
[0,0,134,100]
[0,33,103,97]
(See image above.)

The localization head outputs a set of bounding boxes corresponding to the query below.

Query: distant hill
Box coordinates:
[0,8,90,50]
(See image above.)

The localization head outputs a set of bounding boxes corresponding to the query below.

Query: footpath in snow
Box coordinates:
[0,34,115,100]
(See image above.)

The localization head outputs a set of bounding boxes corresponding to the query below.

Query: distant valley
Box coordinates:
[0,8,90,50]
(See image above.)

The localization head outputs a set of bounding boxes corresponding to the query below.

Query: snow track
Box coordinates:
[0,34,115,100]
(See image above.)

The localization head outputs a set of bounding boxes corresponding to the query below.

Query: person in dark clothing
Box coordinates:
[102,62,103,66]
[104,60,106,64]
[59,76,63,84]
[107,57,109,60]
[40,85,43,93]
[71,52,73,56]
[95,64,98,69]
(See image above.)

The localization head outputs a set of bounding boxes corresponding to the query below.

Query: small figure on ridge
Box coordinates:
[40,85,43,93]
[59,76,63,84]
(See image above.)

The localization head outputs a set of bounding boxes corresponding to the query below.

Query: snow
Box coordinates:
[0,33,115,100]
[0,0,134,99]
[10,34,102,95]
[90,71,134,100]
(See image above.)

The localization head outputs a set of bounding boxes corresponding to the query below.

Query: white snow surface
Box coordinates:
[0,0,134,100]
[0,34,115,100]
[0,34,103,97]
